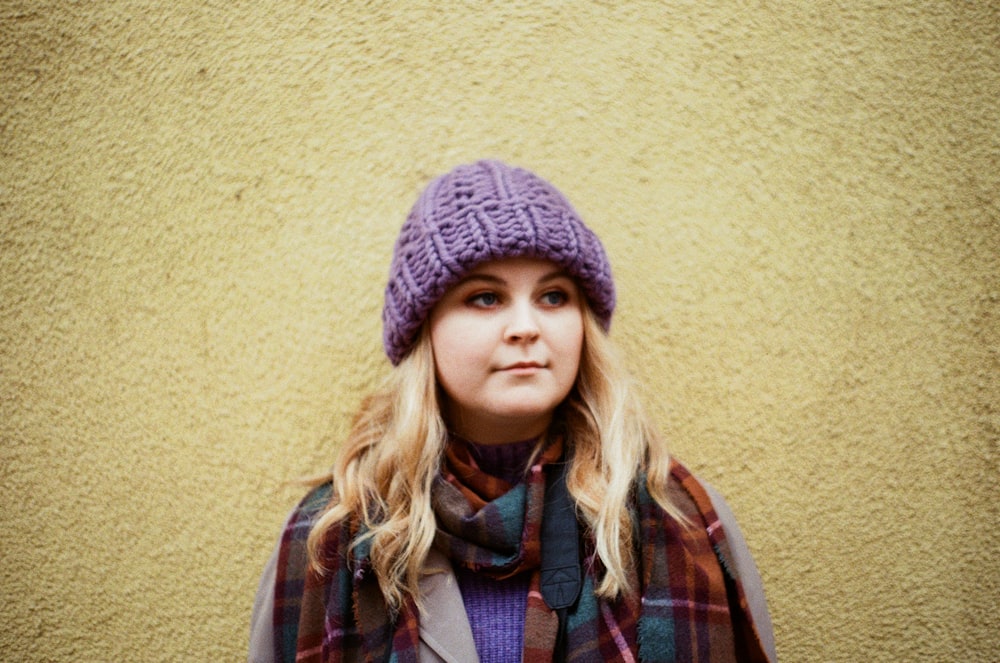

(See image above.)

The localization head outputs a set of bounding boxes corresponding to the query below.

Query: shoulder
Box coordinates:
[666,460,737,531]
[249,484,335,663]
[274,483,338,600]
[661,458,743,534]
[662,462,778,661]
[279,483,334,541]
[293,482,334,522]
[659,459,753,565]
[264,483,341,662]
[638,457,718,524]
[643,460,762,602]
[276,481,337,577]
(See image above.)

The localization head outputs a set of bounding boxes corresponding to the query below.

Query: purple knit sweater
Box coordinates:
[454,438,537,663]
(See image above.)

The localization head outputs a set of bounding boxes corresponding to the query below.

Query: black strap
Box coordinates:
[541,459,582,660]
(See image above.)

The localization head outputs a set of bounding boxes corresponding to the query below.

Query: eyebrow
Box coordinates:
[453,269,571,288]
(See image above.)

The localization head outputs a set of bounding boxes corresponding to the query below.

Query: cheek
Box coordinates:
[434,318,486,357]
[553,314,585,376]
[430,319,491,386]
[564,312,585,353]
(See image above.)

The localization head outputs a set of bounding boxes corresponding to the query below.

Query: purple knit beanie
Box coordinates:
[382,160,615,365]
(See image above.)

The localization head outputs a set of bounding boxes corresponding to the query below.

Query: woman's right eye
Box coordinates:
[467,292,500,308]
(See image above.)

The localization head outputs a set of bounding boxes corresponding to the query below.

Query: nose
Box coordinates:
[504,300,540,344]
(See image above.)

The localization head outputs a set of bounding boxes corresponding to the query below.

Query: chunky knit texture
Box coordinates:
[382,160,616,364]
[455,567,530,663]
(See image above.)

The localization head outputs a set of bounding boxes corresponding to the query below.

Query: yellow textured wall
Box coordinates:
[2,2,997,660]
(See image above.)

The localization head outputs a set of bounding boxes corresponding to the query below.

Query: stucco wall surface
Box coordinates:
[2,1,997,661]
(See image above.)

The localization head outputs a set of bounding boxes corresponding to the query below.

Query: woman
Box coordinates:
[250,160,776,662]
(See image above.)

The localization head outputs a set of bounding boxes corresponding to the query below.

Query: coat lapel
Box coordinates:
[416,549,480,663]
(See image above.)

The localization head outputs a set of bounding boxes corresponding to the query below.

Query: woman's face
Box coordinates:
[429,257,584,445]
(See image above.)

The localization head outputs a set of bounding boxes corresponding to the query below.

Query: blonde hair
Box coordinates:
[307,305,677,609]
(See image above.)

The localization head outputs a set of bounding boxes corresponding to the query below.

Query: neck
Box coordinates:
[444,410,552,446]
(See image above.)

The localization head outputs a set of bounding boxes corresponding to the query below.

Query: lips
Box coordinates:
[500,361,545,373]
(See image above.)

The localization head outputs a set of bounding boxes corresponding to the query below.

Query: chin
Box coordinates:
[493,403,561,423]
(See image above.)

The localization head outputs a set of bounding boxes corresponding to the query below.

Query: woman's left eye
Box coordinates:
[540,290,568,306]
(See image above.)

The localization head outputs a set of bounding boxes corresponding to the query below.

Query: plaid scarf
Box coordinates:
[274,446,770,662]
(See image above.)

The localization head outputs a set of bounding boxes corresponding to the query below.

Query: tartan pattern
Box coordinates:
[272,455,770,662]
[664,464,770,663]
[433,438,563,580]
[272,484,336,662]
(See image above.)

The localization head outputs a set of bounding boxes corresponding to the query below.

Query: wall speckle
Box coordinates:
[2,2,997,660]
